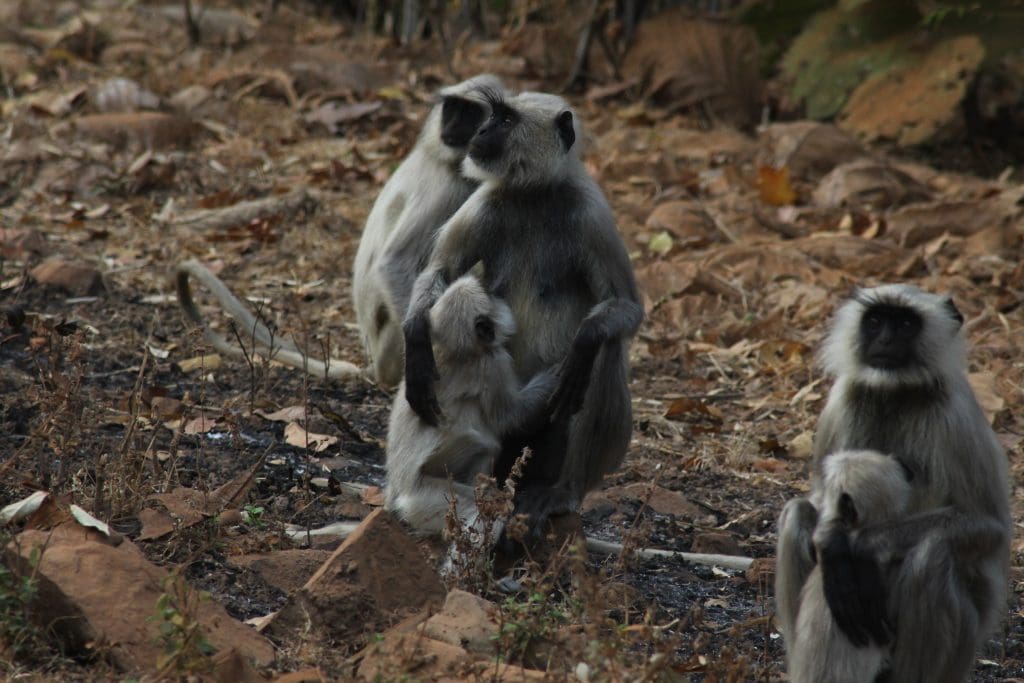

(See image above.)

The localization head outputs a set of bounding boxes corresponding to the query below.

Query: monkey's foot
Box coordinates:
[496,486,580,558]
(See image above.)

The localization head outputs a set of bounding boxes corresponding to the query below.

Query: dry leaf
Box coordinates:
[255,405,310,422]
[284,421,339,452]
[757,166,797,206]
[178,354,222,373]
[183,414,220,434]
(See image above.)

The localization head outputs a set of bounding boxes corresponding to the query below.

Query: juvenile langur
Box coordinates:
[385,271,558,535]
[779,449,912,683]
[352,74,505,388]
[776,284,1010,683]
[402,91,642,543]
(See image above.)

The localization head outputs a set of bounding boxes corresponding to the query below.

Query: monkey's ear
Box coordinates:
[838,492,858,527]
[556,111,575,151]
[944,297,964,328]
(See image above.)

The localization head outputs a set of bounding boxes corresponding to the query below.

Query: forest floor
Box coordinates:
[0,1,1022,681]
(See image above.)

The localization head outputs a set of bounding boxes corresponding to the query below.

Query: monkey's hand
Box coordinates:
[403,315,442,426]
[818,528,892,648]
[548,324,600,424]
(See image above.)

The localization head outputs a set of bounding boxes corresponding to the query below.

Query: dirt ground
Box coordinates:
[0,1,1022,680]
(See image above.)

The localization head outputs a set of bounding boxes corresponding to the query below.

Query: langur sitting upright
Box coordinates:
[401,90,642,547]
[352,74,505,388]
[775,284,1010,683]
[385,270,557,536]
[780,449,912,683]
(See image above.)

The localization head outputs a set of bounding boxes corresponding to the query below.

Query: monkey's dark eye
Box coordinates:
[475,315,495,343]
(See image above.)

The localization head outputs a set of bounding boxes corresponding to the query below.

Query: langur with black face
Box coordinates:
[401,90,643,547]
[775,284,1010,683]
[779,449,912,683]
[385,270,557,536]
[352,74,505,388]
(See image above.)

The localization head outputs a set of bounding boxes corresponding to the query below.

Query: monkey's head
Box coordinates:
[463,91,582,186]
[430,272,515,360]
[818,449,912,530]
[821,284,966,389]
[426,75,505,165]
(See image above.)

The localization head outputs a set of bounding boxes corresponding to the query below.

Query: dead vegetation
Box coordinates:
[0,0,1022,680]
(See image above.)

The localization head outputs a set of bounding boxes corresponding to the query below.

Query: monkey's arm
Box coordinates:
[816,521,892,648]
[501,365,559,435]
[774,497,819,638]
[855,507,1007,562]
[549,297,643,423]
[402,207,483,426]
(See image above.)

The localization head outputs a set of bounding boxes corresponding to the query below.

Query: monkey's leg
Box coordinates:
[496,347,631,555]
[391,476,480,535]
[885,536,985,683]
[775,497,818,641]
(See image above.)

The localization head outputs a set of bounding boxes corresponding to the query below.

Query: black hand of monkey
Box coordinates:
[548,325,600,424]
[403,318,442,427]
[819,529,892,648]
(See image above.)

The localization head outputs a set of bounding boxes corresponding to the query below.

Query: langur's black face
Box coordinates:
[469,100,518,163]
[858,303,923,370]
[440,96,488,148]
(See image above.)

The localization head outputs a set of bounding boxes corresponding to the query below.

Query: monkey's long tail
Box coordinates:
[174,259,365,381]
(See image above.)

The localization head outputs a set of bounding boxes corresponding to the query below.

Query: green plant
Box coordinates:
[243,504,266,530]
[149,573,216,675]
[494,590,572,666]
[0,543,42,660]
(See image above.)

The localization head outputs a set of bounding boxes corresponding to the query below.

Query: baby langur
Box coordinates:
[776,284,1010,683]
[403,90,642,546]
[353,74,505,388]
[385,270,558,536]
[780,450,912,683]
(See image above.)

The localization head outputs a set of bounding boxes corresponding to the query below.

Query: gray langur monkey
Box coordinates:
[775,284,1010,683]
[352,74,506,388]
[385,270,558,535]
[401,90,642,545]
[779,449,912,683]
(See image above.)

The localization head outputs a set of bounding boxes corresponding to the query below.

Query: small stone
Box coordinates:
[29,258,104,296]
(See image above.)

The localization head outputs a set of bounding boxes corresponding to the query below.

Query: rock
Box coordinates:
[421,590,499,655]
[691,531,742,556]
[230,549,332,594]
[266,509,444,643]
[357,624,469,682]
[29,258,104,296]
[6,523,274,673]
[212,648,265,683]
[357,608,547,682]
